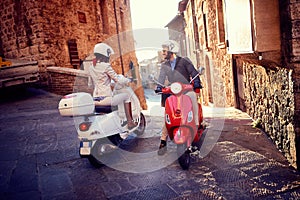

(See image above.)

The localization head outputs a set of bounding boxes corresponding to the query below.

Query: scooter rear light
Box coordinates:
[79,122,91,131]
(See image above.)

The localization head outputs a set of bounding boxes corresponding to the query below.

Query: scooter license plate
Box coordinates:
[80,141,92,155]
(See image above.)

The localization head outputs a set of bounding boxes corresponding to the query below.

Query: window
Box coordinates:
[120,8,125,31]
[202,1,210,50]
[77,11,87,23]
[216,0,226,47]
[100,0,109,34]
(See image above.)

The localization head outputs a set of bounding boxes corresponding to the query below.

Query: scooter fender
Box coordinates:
[114,87,141,121]
[172,126,193,146]
[165,94,195,128]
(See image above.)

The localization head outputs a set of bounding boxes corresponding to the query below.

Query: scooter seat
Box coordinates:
[94,105,117,114]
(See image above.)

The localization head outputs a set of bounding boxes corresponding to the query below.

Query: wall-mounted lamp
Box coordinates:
[258,52,263,60]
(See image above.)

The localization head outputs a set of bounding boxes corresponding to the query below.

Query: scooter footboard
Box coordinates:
[172,127,192,146]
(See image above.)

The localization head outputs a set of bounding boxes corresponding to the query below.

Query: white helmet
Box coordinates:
[93,43,114,58]
[162,40,180,54]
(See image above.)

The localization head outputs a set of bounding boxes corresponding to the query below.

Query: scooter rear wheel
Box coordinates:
[88,138,118,168]
[177,144,191,170]
[87,155,103,168]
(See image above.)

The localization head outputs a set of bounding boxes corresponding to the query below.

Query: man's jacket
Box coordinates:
[157,56,201,88]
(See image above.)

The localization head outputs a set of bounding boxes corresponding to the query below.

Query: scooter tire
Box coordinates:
[108,134,123,146]
[134,112,146,136]
[177,144,190,170]
[87,155,103,168]
[192,127,207,150]
[89,139,116,168]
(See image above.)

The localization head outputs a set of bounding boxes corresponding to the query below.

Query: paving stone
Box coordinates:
[8,155,39,193]
[39,168,74,198]
[5,190,41,200]
[36,147,79,165]
[0,160,16,192]
[172,189,223,200]
[109,184,178,200]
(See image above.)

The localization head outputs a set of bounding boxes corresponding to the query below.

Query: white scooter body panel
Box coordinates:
[75,111,127,140]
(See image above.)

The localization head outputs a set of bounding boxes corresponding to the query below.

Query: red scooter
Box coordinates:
[150,67,205,170]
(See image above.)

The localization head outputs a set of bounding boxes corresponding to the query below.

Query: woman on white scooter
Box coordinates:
[88,42,137,130]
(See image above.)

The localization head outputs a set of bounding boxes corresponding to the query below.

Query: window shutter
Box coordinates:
[224,0,253,54]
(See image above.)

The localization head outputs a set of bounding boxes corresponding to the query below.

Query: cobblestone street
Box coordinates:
[0,87,299,200]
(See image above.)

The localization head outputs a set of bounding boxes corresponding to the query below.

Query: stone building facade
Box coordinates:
[0,0,147,109]
[171,0,299,169]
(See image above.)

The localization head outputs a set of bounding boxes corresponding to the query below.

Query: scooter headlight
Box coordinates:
[166,114,171,124]
[170,82,182,94]
[187,111,193,122]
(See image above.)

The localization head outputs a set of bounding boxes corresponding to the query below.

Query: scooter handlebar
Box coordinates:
[161,83,193,95]
[162,87,171,93]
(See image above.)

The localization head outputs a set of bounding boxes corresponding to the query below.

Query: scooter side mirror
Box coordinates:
[198,66,205,75]
[148,74,155,81]
[148,74,166,88]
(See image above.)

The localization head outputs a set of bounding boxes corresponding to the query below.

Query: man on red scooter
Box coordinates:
[155,40,202,155]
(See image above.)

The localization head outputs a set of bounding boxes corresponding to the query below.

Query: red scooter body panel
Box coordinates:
[194,103,203,142]
[165,94,196,146]
[173,127,192,145]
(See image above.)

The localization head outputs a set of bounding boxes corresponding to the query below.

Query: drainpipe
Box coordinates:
[190,0,201,67]
[113,0,124,75]
[178,0,188,57]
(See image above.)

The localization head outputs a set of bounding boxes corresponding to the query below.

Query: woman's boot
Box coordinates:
[124,102,137,130]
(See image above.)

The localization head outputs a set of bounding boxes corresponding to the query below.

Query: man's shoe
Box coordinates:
[157,140,167,155]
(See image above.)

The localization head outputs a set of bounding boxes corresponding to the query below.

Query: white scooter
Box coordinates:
[58,76,146,167]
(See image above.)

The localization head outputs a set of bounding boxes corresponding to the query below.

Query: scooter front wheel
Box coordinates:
[134,112,146,136]
[177,143,191,170]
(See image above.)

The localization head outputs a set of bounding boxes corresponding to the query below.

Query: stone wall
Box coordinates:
[279,0,300,169]
[185,0,234,107]
[242,59,296,168]
[1,0,147,109]
[0,0,137,82]
[205,0,234,108]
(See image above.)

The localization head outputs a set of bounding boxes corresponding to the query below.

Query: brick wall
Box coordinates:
[47,67,92,96]
[185,0,234,107]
